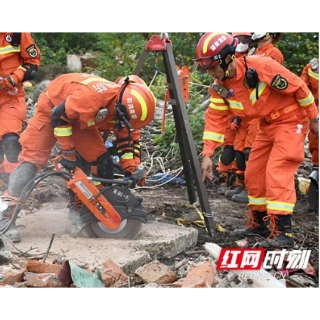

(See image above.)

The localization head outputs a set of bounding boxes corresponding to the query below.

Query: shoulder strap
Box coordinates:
[12,33,22,46]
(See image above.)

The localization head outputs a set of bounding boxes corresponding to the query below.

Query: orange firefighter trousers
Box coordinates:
[245,113,310,216]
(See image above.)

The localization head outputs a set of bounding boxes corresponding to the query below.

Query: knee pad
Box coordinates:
[220,145,235,166]
[235,150,246,171]
[2,134,22,163]
[97,152,114,179]
[8,162,37,197]
[245,148,251,162]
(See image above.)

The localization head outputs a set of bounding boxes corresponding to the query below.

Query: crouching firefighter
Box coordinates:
[75,74,149,188]
[1,73,156,242]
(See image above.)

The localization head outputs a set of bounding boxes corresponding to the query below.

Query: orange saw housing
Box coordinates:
[66,167,122,230]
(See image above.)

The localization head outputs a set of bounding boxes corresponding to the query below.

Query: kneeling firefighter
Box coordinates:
[1,73,156,242]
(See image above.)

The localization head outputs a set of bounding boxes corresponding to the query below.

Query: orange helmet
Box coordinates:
[115,74,147,86]
[232,32,252,38]
[116,82,156,130]
[195,32,238,72]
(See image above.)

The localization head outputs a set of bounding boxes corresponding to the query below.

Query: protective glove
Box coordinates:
[231,116,242,131]
[0,75,17,92]
[51,101,69,128]
[60,149,77,172]
[124,167,145,188]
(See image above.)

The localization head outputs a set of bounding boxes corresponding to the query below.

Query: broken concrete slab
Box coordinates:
[12,202,198,274]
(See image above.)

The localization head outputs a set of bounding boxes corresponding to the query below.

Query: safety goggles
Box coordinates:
[194,55,221,71]
[235,36,251,44]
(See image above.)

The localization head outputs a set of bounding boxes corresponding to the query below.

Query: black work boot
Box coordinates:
[231,187,249,203]
[8,162,37,197]
[225,173,245,199]
[217,171,229,195]
[259,215,294,248]
[234,211,271,238]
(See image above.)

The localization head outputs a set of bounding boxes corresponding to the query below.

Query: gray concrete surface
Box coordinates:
[12,202,198,274]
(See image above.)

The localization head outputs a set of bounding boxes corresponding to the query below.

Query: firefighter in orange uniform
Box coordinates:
[0,33,41,190]
[2,73,156,242]
[230,32,284,203]
[300,58,319,168]
[195,33,318,248]
[76,75,147,183]
[215,32,252,196]
[250,32,283,63]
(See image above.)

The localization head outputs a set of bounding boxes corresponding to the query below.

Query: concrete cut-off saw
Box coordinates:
[55,155,147,239]
[0,155,147,240]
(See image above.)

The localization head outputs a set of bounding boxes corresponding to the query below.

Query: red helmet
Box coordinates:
[195,32,238,72]
[117,82,156,129]
[115,74,147,86]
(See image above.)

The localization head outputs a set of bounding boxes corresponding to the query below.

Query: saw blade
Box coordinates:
[82,218,143,240]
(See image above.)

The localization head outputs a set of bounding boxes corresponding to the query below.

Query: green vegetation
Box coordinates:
[30,32,319,158]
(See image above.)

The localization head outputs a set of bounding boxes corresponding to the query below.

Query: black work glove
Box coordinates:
[51,101,69,128]
[124,168,145,188]
[60,149,77,172]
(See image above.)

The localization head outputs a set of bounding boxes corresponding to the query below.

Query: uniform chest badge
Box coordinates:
[26,44,39,58]
[271,74,288,90]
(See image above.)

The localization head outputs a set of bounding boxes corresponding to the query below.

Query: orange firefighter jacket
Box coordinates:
[0,32,41,84]
[251,42,283,65]
[232,41,284,151]
[202,55,318,157]
[46,73,138,173]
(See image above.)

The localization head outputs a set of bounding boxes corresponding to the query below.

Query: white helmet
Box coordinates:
[252,32,282,43]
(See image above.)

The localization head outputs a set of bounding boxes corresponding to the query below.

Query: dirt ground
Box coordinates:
[1,148,318,288]
[138,170,319,281]
[1,164,318,291]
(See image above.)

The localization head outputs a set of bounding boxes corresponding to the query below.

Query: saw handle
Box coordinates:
[90,177,130,187]
[53,155,131,187]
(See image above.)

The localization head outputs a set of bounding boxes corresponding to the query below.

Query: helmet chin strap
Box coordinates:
[219,54,235,81]
[115,77,131,131]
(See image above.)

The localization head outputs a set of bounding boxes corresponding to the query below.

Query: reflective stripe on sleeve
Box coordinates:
[54,126,72,137]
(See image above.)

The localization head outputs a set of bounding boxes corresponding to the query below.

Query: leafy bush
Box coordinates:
[29,32,319,160]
